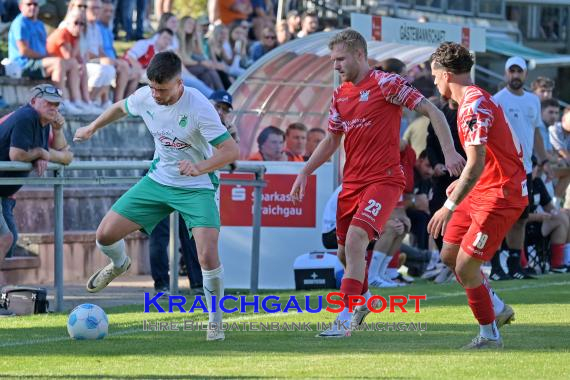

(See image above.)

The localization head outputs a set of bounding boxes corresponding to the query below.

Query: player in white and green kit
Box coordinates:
[74,52,239,341]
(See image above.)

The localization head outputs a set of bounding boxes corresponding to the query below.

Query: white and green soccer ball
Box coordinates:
[67,303,108,340]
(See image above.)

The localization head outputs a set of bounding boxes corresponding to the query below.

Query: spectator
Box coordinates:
[296,10,318,38]
[377,58,406,75]
[406,149,433,250]
[124,28,174,72]
[8,0,82,113]
[97,0,140,100]
[275,19,291,45]
[286,9,300,38]
[549,106,570,165]
[84,0,116,109]
[0,84,73,258]
[178,16,225,91]
[250,0,274,41]
[38,0,68,29]
[158,13,215,97]
[217,0,252,26]
[542,98,560,128]
[47,9,100,115]
[249,25,277,62]
[426,98,465,250]
[208,24,246,79]
[531,76,555,101]
[304,127,325,161]
[114,0,146,41]
[284,122,307,161]
[209,90,239,142]
[248,125,286,161]
[527,157,569,272]
[493,56,549,280]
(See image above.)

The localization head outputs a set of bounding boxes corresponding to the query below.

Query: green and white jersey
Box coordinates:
[126,86,231,190]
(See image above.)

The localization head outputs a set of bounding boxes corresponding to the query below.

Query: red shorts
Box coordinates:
[336,182,404,246]
[443,196,526,261]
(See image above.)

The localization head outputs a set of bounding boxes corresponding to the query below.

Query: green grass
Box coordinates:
[1,275,570,379]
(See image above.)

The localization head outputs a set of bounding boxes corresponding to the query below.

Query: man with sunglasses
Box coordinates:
[8,0,79,96]
[0,84,73,258]
[209,90,239,143]
[74,52,239,341]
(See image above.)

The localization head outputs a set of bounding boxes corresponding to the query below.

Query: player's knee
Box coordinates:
[95,225,116,246]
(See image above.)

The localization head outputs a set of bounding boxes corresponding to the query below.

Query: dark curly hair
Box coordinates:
[430,42,474,74]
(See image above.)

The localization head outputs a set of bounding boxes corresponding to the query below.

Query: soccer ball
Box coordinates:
[67,303,109,340]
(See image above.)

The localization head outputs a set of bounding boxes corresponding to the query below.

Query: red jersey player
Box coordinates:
[290,29,465,337]
[428,42,528,349]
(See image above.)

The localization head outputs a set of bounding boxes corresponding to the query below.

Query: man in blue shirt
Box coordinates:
[0,84,73,258]
[8,0,79,95]
[97,0,140,101]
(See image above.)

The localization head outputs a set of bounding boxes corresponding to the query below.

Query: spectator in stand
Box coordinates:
[286,9,300,38]
[158,12,215,97]
[97,0,140,100]
[249,25,277,62]
[125,28,174,74]
[250,0,274,41]
[217,0,252,26]
[542,98,560,129]
[8,0,84,114]
[276,19,292,45]
[296,10,318,38]
[304,127,325,161]
[46,9,99,114]
[284,122,307,161]
[248,125,287,161]
[84,0,116,109]
[209,90,239,142]
[209,24,246,79]
[531,76,555,101]
[178,16,225,91]
[406,149,434,250]
[549,106,570,165]
[527,157,570,272]
[0,85,73,258]
[114,0,146,41]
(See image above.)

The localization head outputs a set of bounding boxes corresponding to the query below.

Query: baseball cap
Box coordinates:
[505,56,527,71]
[209,90,233,109]
[30,84,64,103]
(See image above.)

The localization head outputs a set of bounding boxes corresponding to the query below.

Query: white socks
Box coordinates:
[202,266,224,324]
[96,239,127,268]
[482,274,504,315]
[480,321,500,340]
[378,253,393,280]
[368,251,385,279]
[339,306,351,321]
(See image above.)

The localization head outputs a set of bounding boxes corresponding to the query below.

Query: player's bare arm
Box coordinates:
[179,137,239,177]
[290,131,342,203]
[73,101,128,142]
[414,98,465,176]
[427,144,486,238]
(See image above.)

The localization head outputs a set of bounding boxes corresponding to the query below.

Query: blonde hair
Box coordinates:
[328,28,367,57]
[178,16,203,60]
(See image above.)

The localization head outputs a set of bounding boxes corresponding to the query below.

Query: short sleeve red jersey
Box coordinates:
[457,86,527,204]
[328,70,424,188]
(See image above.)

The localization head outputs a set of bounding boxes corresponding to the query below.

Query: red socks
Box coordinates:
[340,278,363,308]
[465,284,495,325]
[551,243,565,268]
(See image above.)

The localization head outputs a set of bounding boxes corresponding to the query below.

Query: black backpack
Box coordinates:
[0,286,49,315]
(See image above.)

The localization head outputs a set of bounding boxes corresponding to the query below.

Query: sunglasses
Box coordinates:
[264,35,276,40]
[25,2,38,6]
[33,86,63,98]
[74,20,85,26]
[77,4,88,8]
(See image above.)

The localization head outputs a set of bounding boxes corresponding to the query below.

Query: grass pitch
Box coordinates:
[1,274,569,379]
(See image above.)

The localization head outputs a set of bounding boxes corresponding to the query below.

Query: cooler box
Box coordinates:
[293,251,340,290]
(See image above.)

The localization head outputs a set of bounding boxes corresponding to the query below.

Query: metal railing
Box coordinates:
[0,161,266,312]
